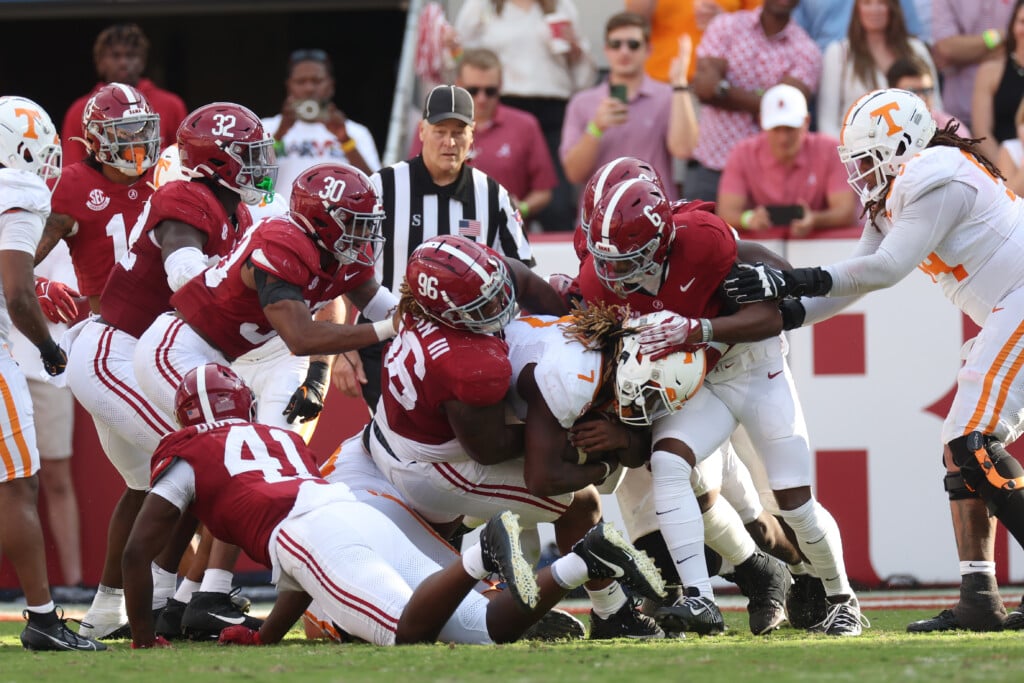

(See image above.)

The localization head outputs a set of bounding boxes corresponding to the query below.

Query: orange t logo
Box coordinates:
[869,101,903,136]
[13,107,42,140]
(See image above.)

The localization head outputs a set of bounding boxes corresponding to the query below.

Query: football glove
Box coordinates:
[35,276,79,324]
[37,338,67,376]
[218,625,262,646]
[282,360,329,424]
[637,313,703,360]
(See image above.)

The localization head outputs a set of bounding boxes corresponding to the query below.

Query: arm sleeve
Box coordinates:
[0,210,44,255]
[825,182,974,297]
[149,459,196,511]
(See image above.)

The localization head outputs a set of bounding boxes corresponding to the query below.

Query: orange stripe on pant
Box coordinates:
[0,372,33,480]
[966,319,1024,435]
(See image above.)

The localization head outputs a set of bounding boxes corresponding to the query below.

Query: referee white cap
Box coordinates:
[423,85,474,125]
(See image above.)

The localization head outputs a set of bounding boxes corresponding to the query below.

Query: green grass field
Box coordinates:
[1,608,1021,683]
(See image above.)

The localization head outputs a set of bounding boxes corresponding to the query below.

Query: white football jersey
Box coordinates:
[0,168,50,342]
[504,315,603,428]
[859,146,1024,324]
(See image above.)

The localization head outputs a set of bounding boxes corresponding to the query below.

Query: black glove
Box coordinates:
[724,263,833,303]
[37,338,67,376]
[283,361,329,424]
[778,298,807,331]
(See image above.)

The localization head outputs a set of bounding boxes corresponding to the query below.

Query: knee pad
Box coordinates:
[949,432,1024,520]
[943,472,979,501]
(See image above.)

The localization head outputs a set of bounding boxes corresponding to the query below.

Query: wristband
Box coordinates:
[305,360,330,387]
[673,84,690,92]
[373,319,397,342]
[518,201,530,219]
[982,29,1002,50]
[273,139,285,156]
[586,121,603,139]
[341,138,358,153]
[699,318,713,343]
[740,209,754,229]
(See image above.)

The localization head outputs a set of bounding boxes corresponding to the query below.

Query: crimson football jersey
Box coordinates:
[381,315,511,445]
[49,160,157,296]
[171,217,374,360]
[579,203,737,318]
[100,180,251,339]
[151,420,324,567]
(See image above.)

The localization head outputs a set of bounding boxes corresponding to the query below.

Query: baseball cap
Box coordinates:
[760,84,808,130]
[423,85,474,125]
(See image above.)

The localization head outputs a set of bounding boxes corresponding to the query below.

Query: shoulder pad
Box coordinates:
[891,147,960,205]
[248,219,320,286]
[148,181,225,235]
[0,168,50,216]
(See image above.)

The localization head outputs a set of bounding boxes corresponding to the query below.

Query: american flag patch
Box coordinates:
[458,218,481,237]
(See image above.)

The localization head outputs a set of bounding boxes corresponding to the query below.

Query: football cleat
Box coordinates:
[155,598,188,640]
[729,551,790,635]
[522,608,586,641]
[479,511,540,611]
[786,573,827,629]
[21,609,107,652]
[180,590,264,641]
[808,595,868,636]
[653,587,725,635]
[1005,595,1024,630]
[588,600,666,640]
[571,522,666,602]
[908,573,1005,632]
[906,609,963,633]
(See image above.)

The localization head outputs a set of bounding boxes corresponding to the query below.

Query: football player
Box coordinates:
[66,101,275,639]
[0,95,103,651]
[582,177,862,635]
[724,88,1024,633]
[122,364,666,648]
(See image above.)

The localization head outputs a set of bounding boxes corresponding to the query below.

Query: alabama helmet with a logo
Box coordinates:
[615,312,706,426]
[289,162,386,266]
[81,82,160,176]
[174,363,256,428]
[177,102,278,206]
[587,177,673,295]
[0,95,61,187]
[406,234,517,334]
[838,88,936,204]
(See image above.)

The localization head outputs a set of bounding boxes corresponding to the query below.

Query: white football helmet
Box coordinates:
[837,88,936,204]
[151,144,188,189]
[0,96,61,187]
[615,312,706,426]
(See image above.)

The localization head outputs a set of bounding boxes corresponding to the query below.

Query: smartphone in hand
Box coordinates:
[610,84,628,103]
[766,204,805,226]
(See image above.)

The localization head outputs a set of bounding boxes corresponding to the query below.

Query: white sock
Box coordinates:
[551,553,590,589]
[198,568,234,595]
[586,582,627,619]
[779,499,852,598]
[651,450,713,598]
[702,497,757,566]
[25,601,56,614]
[461,543,488,580]
[960,560,996,576]
[173,578,201,604]
[152,563,177,609]
[89,584,124,612]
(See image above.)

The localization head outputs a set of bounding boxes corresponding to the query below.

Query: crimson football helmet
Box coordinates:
[289,162,385,266]
[177,102,278,206]
[406,234,517,334]
[580,156,664,232]
[81,82,160,176]
[0,95,61,188]
[174,363,256,427]
[587,178,673,295]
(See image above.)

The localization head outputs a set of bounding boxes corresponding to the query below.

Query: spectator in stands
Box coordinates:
[793,0,924,53]
[624,0,762,84]
[971,0,1024,161]
[688,0,820,202]
[817,0,941,138]
[455,0,595,231]
[996,99,1024,196]
[932,0,1016,130]
[259,49,380,216]
[718,84,856,237]
[561,12,697,201]
[61,24,186,167]
[410,48,557,226]
[886,55,971,135]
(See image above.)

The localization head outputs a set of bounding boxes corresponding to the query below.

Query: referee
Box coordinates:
[349,84,535,409]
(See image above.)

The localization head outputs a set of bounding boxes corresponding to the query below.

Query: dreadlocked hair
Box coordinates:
[397,280,432,323]
[865,119,1003,225]
[562,301,640,387]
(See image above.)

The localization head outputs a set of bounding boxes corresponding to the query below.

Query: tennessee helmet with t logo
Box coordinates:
[837,88,936,204]
[0,95,61,188]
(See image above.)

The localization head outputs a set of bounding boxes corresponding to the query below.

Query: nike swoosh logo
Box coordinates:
[675,553,700,565]
[589,553,625,578]
[687,603,711,617]
[344,271,359,281]
[768,370,783,379]
[679,277,696,292]
[209,613,247,625]
[655,508,680,516]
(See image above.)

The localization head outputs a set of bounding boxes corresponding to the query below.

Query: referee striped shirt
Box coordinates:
[370,155,535,294]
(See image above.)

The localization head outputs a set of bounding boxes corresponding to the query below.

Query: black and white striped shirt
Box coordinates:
[370,155,535,294]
